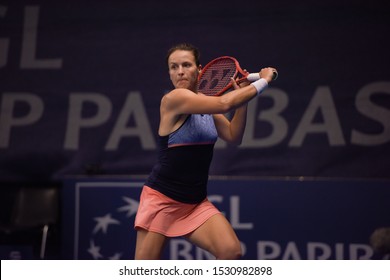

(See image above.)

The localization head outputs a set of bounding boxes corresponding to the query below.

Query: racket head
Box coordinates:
[197,56,240,96]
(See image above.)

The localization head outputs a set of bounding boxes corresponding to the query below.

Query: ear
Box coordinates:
[198,65,202,72]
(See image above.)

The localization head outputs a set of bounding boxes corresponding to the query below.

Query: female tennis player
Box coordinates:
[134,43,277,259]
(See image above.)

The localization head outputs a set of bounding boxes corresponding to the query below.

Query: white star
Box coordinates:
[87,239,103,259]
[117,196,139,217]
[93,213,120,234]
[109,252,123,260]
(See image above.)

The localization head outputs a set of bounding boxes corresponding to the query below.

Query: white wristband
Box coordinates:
[251,78,268,95]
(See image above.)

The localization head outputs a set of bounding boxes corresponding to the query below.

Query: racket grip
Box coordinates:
[272,71,278,81]
[246,73,260,81]
[247,71,278,81]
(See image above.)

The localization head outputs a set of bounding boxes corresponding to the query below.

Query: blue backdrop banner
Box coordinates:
[1,1,389,181]
[61,177,390,260]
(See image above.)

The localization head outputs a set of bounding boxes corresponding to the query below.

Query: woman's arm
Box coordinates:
[159,67,275,139]
[213,104,248,145]
[212,78,251,145]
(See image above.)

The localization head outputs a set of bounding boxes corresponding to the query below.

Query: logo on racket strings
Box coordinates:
[198,68,233,92]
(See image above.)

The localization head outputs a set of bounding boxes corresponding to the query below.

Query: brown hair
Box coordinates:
[166,43,201,67]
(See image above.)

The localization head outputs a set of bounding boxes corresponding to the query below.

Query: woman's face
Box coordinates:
[168,50,200,92]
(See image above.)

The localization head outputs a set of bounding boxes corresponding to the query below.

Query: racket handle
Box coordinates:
[272,71,278,80]
[246,73,260,81]
[247,71,278,82]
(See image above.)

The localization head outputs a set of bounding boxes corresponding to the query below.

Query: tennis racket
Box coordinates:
[197,56,278,96]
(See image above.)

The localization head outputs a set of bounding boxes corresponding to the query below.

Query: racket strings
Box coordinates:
[198,59,237,96]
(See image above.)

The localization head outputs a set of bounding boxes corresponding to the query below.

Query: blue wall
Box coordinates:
[1,1,389,181]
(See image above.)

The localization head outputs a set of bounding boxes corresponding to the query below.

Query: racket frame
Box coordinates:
[197,56,247,96]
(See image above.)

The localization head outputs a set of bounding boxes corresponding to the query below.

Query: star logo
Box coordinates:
[86,196,139,259]
[118,196,139,217]
[74,182,143,260]
[93,214,120,234]
[87,240,102,260]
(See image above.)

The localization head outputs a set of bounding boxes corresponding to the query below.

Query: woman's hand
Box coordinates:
[259,67,278,83]
[231,72,251,89]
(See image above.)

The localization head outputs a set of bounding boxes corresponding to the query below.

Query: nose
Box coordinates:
[177,66,184,75]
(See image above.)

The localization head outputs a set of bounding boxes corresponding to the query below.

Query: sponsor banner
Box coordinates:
[61,177,390,260]
[0,1,389,181]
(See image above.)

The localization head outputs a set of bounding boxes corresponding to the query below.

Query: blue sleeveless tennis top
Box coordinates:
[145,114,218,203]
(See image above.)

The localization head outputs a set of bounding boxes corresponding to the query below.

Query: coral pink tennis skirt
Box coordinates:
[134,186,220,237]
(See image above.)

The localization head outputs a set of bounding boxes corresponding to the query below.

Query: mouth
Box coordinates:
[177,79,189,86]
[175,78,196,90]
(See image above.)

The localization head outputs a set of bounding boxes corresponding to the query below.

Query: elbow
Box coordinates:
[220,134,243,146]
[229,136,243,146]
